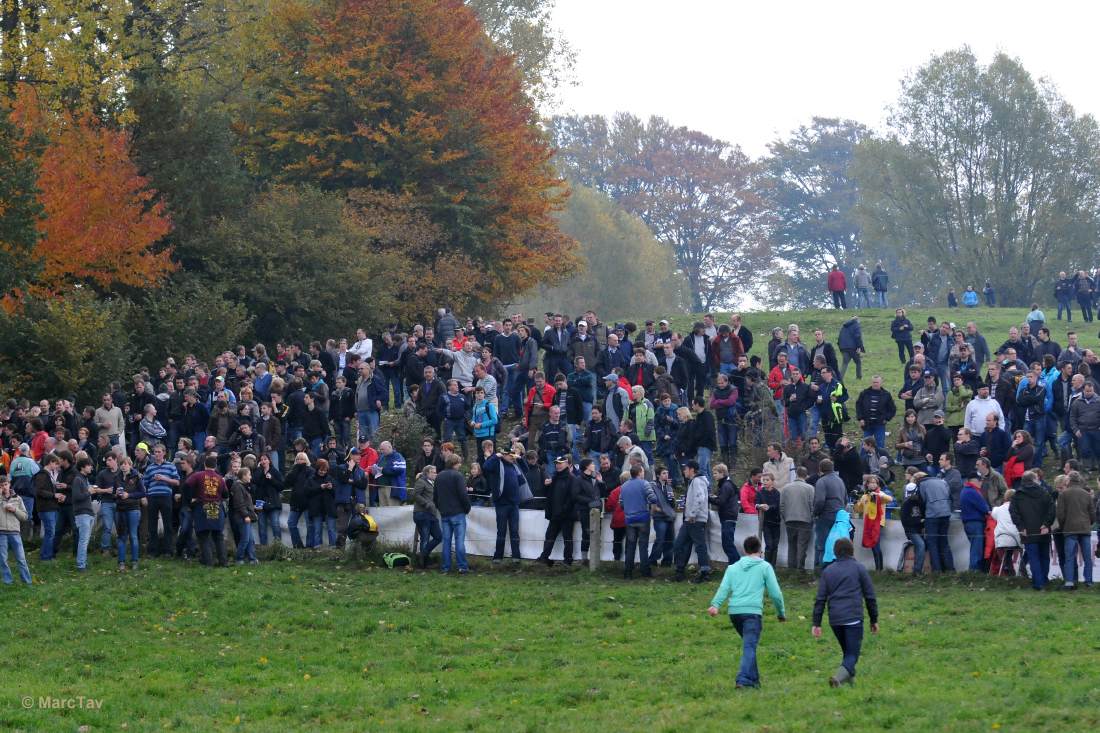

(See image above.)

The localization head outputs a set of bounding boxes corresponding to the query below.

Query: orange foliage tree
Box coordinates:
[11,87,173,297]
[242,0,575,305]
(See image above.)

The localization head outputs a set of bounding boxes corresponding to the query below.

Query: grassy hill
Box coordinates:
[658,304,1070,464]
[2,554,1095,732]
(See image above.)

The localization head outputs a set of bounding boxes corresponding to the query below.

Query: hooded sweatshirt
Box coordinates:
[709,555,786,617]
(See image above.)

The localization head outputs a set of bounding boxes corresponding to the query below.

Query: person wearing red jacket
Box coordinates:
[524,372,557,442]
[827,264,848,310]
[740,469,762,515]
[605,481,627,561]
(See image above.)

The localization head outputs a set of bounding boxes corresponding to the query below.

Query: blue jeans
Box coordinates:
[499,367,514,414]
[1024,538,1051,589]
[288,509,307,548]
[863,424,886,451]
[385,371,404,407]
[720,520,740,564]
[39,511,58,560]
[259,508,282,545]
[335,418,351,448]
[963,519,985,571]
[507,367,527,417]
[902,530,926,573]
[308,515,335,547]
[75,514,94,569]
[924,516,951,572]
[856,288,871,308]
[357,410,380,444]
[117,509,141,564]
[414,511,442,558]
[1080,431,1100,464]
[717,423,738,456]
[440,514,468,572]
[731,614,763,687]
[442,418,467,448]
[875,290,888,307]
[494,504,521,559]
[0,533,32,584]
[695,447,712,480]
[97,502,117,551]
[1057,298,1072,321]
[649,517,675,565]
[1063,534,1093,585]
[832,622,864,677]
[233,516,256,562]
[1024,418,1048,465]
[787,412,806,442]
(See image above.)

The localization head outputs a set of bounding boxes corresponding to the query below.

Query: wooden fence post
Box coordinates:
[589,507,602,571]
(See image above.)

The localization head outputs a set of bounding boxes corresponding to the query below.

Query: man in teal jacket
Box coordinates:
[707,535,786,688]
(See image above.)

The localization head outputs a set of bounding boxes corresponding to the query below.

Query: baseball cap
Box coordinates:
[933,410,945,419]
[922,369,935,378]
[602,373,617,382]
[136,442,150,453]
[554,455,570,464]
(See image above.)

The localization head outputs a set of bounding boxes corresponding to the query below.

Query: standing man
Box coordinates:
[827,264,847,309]
[673,460,712,583]
[853,264,872,308]
[813,459,846,569]
[1010,471,1056,591]
[781,466,815,570]
[537,455,578,566]
[812,538,879,687]
[618,465,655,579]
[142,443,180,558]
[435,453,472,575]
[856,376,896,450]
[707,535,786,689]
[872,263,889,307]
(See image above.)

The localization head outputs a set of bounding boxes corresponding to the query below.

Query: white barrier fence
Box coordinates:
[325,506,1098,578]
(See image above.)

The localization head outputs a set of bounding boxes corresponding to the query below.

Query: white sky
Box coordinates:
[551,0,1100,155]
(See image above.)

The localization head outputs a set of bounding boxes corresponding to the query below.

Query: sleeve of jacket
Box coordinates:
[859,565,878,623]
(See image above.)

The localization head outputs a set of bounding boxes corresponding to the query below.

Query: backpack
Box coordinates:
[383,552,410,568]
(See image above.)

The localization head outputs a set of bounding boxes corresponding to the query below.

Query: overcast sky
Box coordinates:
[551,0,1100,156]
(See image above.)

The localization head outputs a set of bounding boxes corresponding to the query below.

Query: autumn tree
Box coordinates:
[240,0,576,308]
[11,86,173,297]
[510,185,691,319]
[0,103,42,297]
[467,0,576,107]
[551,113,769,311]
[855,49,1100,306]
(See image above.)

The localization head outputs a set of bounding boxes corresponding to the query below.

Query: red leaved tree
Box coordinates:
[10,86,173,298]
[242,0,575,306]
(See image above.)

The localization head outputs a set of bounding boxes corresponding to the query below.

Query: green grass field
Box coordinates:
[2,554,1098,732]
[3,304,1094,733]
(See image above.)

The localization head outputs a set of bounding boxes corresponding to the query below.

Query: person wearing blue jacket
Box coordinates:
[962,286,980,307]
[485,447,525,562]
[707,535,786,689]
[375,442,407,505]
[959,478,991,571]
[618,466,656,579]
[812,538,879,687]
[1016,366,1054,465]
[470,387,498,444]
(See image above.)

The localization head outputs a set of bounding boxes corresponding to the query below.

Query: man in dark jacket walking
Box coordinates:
[812,538,879,687]
[538,456,578,565]
[837,317,864,380]
[1010,471,1056,590]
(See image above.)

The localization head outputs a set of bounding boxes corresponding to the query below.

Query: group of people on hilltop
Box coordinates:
[827,263,890,309]
[1,301,1099,592]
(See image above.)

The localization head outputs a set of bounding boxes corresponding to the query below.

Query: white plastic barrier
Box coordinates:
[340,506,1099,577]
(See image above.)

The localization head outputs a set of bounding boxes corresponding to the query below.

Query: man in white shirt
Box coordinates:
[349,328,373,362]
